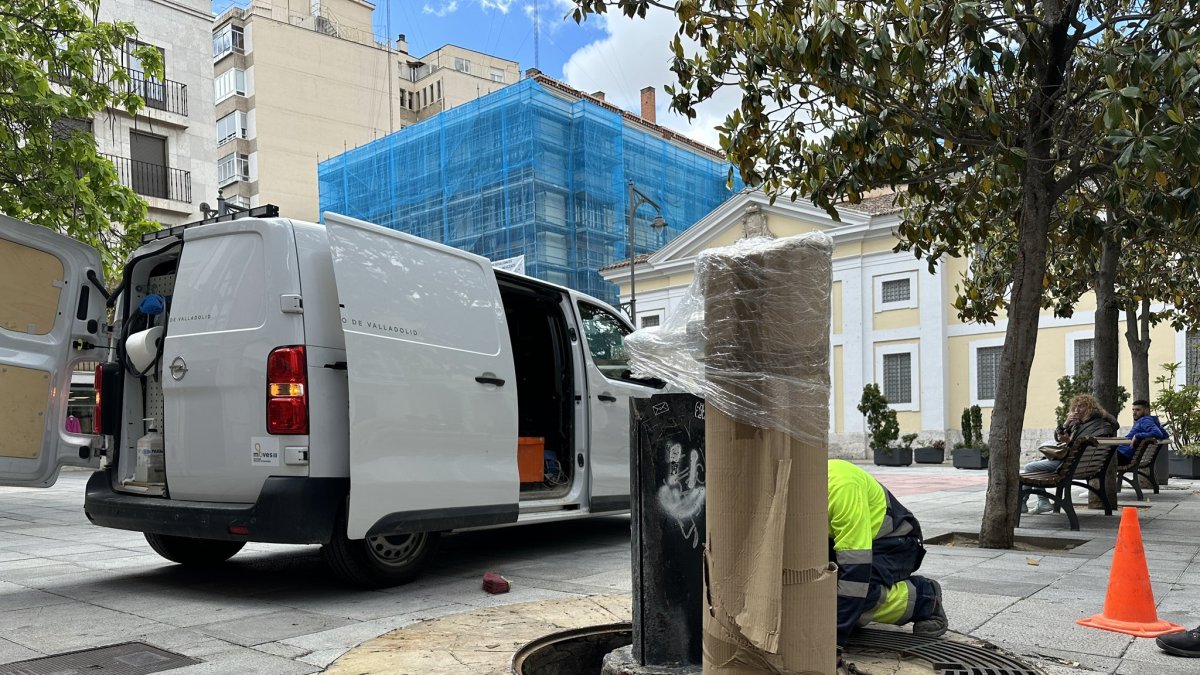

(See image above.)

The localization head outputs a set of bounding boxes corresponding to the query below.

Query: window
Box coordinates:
[212,25,244,59]
[490,67,505,83]
[217,152,249,185]
[436,80,441,100]
[882,352,912,404]
[129,131,168,199]
[976,346,1003,402]
[880,279,910,303]
[124,40,166,109]
[579,302,633,381]
[214,68,246,102]
[454,57,471,72]
[216,110,247,145]
[224,194,250,209]
[640,314,661,328]
[874,271,918,311]
[1074,338,1094,374]
[1188,332,1200,386]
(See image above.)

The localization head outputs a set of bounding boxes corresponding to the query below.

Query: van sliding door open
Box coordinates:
[325,214,520,539]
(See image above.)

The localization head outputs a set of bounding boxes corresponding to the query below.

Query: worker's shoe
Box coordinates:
[1031,498,1054,514]
[912,579,948,638]
[1157,627,1200,658]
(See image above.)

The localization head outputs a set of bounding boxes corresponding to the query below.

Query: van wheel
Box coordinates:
[322,527,439,589]
[144,533,245,566]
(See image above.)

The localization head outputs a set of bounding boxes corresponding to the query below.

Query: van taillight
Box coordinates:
[267,346,308,435]
[93,364,103,434]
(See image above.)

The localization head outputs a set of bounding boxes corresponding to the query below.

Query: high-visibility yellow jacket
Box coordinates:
[828,459,921,646]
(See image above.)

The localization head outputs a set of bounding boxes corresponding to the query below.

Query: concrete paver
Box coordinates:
[1,466,1197,674]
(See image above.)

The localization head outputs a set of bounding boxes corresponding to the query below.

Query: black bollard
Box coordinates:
[630,394,706,668]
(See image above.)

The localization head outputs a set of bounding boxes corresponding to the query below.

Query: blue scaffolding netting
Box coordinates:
[318,77,741,304]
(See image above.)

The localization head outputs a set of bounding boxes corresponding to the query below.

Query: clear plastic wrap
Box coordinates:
[626,233,833,443]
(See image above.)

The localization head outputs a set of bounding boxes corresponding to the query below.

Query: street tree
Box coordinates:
[572,0,1200,547]
[1,0,162,277]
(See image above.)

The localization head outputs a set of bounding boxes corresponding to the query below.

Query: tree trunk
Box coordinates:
[1125,297,1152,403]
[1090,236,1120,509]
[978,190,1053,549]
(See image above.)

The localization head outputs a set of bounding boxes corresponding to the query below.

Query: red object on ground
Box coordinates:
[482,571,510,594]
[1077,507,1185,637]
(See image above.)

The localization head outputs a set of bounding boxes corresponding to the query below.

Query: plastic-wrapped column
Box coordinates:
[699,234,835,675]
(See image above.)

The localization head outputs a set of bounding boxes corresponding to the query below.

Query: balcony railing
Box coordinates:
[125,72,188,116]
[102,153,192,204]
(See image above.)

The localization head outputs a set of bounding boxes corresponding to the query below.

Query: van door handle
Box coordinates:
[323,362,347,370]
[597,393,617,402]
[475,375,506,386]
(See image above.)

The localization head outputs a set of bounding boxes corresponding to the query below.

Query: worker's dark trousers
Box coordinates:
[863,534,938,625]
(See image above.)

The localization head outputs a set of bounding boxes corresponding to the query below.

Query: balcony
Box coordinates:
[102,154,192,204]
[125,72,189,117]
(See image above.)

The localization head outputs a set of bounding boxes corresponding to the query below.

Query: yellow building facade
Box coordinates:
[600,191,1186,457]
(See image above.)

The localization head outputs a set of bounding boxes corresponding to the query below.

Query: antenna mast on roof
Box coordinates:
[533,0,540,70]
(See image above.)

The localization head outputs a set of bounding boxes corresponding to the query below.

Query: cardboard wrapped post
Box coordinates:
[700,235,835,674]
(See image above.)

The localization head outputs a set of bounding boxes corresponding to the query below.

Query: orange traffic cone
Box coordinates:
[1077,507,1184,637]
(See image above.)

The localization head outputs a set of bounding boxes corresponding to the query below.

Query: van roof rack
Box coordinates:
[141,204,281,243]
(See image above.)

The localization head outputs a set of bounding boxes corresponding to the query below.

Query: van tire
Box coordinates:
[322,524,438,589]
[144,533,246,566]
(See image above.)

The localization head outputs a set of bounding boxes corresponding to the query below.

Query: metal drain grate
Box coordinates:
[847,628,1041,675]
[0,642,199,675]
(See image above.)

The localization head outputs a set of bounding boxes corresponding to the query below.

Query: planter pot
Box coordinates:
[873,447,912,467]
[952,448,989,470]
[1168,451,1200,479]
[914,447,945,464]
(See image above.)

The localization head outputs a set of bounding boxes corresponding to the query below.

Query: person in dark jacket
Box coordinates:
[1115,399,1168,465]
[1021,394,1119,514]
[828,459,946,666]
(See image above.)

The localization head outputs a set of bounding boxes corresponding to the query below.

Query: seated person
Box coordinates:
[1021,394,1118,514]
[1115,399,1168,467]
[829,459,946,669]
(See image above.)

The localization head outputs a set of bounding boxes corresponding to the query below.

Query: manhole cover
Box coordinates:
[0,642,199,675]
[848,628,1041,675]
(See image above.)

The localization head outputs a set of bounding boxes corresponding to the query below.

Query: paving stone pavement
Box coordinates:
[1,465,1197,674]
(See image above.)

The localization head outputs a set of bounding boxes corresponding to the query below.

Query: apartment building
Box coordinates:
[212,0,519,220]
[94,0,216,225]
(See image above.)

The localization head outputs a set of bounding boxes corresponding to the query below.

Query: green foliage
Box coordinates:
[900,433,918,450]
[857,383,900,450]
[1054,360,1131,423]
[0,0,162,279]
[955,405,988,455]
[1153,362,1200,451]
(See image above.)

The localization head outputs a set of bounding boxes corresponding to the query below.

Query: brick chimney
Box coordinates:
[640,86,656,123]
[591,91,605,101]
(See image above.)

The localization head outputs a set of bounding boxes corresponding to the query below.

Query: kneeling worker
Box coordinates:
[829,459,947,661]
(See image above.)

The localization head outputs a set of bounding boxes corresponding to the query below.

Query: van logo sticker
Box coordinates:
[251,437,280,466]
[341,316,418,337]
[170,314,212,323]
[169,357,188,381]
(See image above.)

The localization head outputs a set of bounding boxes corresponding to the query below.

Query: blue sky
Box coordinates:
[212,0,740,147]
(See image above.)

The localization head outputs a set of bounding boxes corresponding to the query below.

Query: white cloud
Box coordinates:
[479,0,514,13]
[422,1,459,17]
[561,8,742,149]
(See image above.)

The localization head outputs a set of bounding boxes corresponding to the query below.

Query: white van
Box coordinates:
[0,211,661,587]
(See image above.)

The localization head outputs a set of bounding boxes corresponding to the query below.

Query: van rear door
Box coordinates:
[325,214,520,539]
[0,215,105,486]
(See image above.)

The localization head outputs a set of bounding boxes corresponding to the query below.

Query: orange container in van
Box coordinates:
[518,437,545,483]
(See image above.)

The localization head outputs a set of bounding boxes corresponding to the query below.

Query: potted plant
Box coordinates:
[859,384,907,466]
[1154,363,1200,479]
[952,405,989,470]
[914,438,945,464]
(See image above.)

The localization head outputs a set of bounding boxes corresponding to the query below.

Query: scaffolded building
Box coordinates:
[317,73,739,304]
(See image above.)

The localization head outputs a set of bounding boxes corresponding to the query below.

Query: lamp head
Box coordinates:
[651,215,667,230]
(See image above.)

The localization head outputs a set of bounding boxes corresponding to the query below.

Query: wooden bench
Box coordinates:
[1118,437,1169,501]
[1017,437,1119,531]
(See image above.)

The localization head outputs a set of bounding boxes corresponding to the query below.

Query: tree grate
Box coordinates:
[0,642,199,675]
[847,628,1042,675]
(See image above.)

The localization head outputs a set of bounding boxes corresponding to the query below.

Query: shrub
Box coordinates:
[858,384,900,450]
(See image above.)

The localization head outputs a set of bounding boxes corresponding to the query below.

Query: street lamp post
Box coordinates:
[627,179,667,324]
